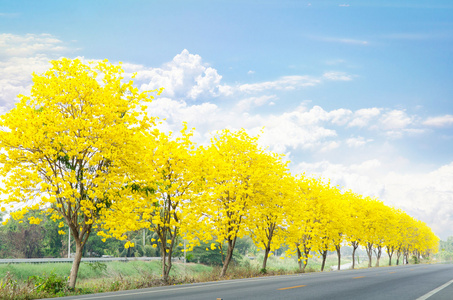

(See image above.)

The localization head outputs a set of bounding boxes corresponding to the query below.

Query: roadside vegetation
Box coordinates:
[0,243,439,299]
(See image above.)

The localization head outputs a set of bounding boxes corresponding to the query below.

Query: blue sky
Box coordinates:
[1,0,453,239]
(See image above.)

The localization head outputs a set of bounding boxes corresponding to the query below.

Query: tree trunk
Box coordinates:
[320,250,327,271]
[396,249,401,265]
[261,222,275,272]
[164,252,172,282]
[335,245,341,270]
[262,247,270,271]
[366,243,373,268]
[403,250,409,264]
[296,243,310,273]
[160,244,173,283]
[220,238,236,278]
[158,227,178,283]
[374,246,382,267]
[68,239,83,289]
[351,242,358,269]
[302,244,310,272]
[297,247,303,272]
[261,225,274,272]
[302,258,308,272]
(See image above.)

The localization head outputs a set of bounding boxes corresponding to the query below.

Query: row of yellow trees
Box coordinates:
[0,59,438,288]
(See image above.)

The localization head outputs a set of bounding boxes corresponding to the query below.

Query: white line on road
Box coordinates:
[415,279,453,300]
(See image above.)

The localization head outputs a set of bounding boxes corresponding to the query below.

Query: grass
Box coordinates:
[0,254,428,299]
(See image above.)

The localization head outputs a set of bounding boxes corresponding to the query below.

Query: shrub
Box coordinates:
[30,271,66,294]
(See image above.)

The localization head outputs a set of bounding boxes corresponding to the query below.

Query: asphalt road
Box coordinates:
[52,263,453,300]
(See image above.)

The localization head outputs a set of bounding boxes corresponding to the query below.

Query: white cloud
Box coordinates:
[309,35,369,45]
[346,136,373,147]
[238,75,321,93]
[137,49,225,100]
[328,108,353,125]
[188,67,223,99]
[423,115,453,127]
[235,95,277,112]
[146,97,219,128]
[125,50,354,104]
[0,33,72,108]
[255,105,338,152]
[320,141,340,152]
[323,71,353,81]
[150,100,342,154]
[349,159,381,172]
[348,107,381,127]
[379,109,413,130]
[0,33,69,58]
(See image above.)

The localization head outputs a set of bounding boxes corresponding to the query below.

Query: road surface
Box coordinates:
[51,263,453,300]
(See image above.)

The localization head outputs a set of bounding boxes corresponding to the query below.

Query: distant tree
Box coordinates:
[0,211,44,258]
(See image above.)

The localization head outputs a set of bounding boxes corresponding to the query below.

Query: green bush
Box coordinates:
[144,245,157,257]
[30,271,66,294]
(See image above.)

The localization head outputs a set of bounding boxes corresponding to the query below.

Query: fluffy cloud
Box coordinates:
[379,109,413,130]
[146,99,345,154]
[235,71,354,94]
[346,136,373,147]
[238,75,321,93]
[0,33,72,108]
[254,105,339,152]
[136,49,224,100]
[327,108,353,125]
[146,97,219,128]
[322,71,353,81]
[235,95,277,112]
[0,33,70,58]
[348,107,381,127]
[423,115,453,127]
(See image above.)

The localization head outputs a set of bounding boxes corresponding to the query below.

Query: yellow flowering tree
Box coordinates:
[325,186,348,271]
[248,152,293,272]
[360,197,381,267]
[0,58,160,288]
[285,175,324,273]
[183,129,274,277]
[381,207,399,266]
[140,125,198,283]
[344,192,367,269]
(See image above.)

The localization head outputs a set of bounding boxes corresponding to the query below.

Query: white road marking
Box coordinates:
[416,279,453,300]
